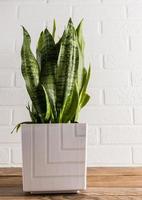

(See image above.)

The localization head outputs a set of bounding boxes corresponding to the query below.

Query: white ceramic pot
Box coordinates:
[21,123,87,193]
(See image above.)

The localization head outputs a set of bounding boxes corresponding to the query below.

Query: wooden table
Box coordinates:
[1,168,142,199]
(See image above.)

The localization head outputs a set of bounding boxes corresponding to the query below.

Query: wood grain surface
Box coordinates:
[1,167,142,199]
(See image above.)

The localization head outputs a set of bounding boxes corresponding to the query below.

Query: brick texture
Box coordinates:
[0,0,141,166]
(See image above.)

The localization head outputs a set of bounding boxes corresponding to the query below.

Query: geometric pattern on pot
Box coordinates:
[22,124,86,178]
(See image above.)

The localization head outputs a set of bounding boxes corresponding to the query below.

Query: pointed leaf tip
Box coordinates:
[21,25,24,30]
[52,19,56,39]
[44,28,48,33]
[68,17,73,25]
[21,26,28,34]
[21,26,31,41]
[80,18,84,24]
[78,19,84,28]
[69,17,72,22]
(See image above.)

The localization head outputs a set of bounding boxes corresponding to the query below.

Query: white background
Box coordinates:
[0,0,142,167]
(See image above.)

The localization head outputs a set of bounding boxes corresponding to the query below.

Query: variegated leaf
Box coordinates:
[21,27,47,122]
[37,28,57,121]
[56,18,79,119]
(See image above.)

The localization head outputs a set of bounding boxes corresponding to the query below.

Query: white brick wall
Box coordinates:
[0,0,142,167]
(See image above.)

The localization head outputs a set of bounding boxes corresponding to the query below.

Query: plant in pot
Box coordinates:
[16,18,90,193]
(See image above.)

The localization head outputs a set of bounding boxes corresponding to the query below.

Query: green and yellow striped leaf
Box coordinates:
[36,28,57,121]
[56,18,79,118]
[21,27,47,122]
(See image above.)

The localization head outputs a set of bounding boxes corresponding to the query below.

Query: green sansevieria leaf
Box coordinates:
[21,26,40,88]
[79,65,90,109]
[76,19,85,92]
[55,31,64,57]
[73,65,91,120]
[80,93,90,108]
[31,104,41,122]
[56,18,79,117]
[59,83,79,123]
[52,19,56,39]
[76,19,85,54]
[16,19,91,128]
[36,31,43,71]
[26,103,37,122]
[80,65,91,99]
[26,84,47,122]
[36,28,57,121]
[21,27,47,122]
[41,84,51,121]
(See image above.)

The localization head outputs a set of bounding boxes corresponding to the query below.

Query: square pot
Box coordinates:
[21,123,87,193]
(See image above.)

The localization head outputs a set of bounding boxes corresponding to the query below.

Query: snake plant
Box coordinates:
[12,18,91,132]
